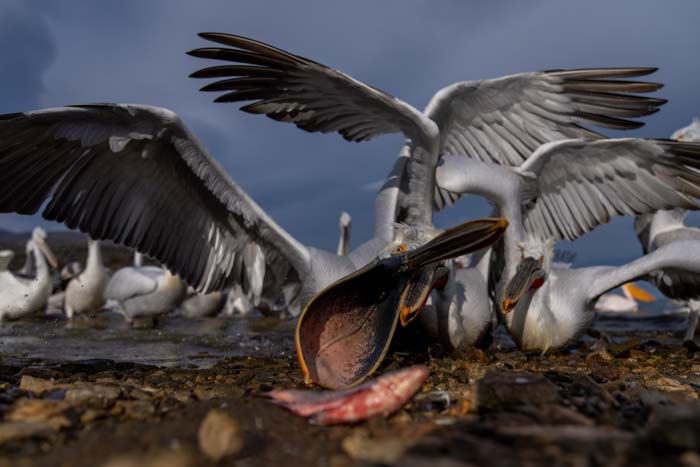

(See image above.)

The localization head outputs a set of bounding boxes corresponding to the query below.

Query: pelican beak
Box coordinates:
[34,236,59,270]
[398,265,449,327]
[501,256,544,314]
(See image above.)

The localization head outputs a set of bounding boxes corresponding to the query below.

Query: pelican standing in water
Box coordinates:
[64,238,108,318]
[0,228,58,321]
[0,33,665,321]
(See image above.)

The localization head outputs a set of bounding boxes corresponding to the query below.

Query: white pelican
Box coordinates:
[0,33,664,319]
[635,209,700,341]
[500,240,700,352]
[595,282,656,312]
[0,228,58,321]
[181,289,226,319]
[337,212,351,256]
[184,33,665,323]
[104,252,187,324]
[436,138,700,315]
[64,239,108,318]
[632,120,700,341]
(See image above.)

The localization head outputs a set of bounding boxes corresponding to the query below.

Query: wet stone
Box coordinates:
[197,409,244,461]
[111,400,155,420]
[472,371,560,411]
[646,404,700,450]
[0,421,53,445]
[64,384,121,408]
[18,375,58,395]
[6,399,73,431]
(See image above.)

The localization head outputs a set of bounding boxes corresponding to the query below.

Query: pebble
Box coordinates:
[471,371,560,411]
[197,409,243,461]
[19,375,58,394]
[0,421,53,445]
[6,399,72,431]
[65,384,121,408]
[341,432,409,464]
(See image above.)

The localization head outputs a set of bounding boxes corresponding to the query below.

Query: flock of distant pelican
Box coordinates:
[0,33,699,361]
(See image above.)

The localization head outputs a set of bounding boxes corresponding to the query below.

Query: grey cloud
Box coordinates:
[0,0,699,264]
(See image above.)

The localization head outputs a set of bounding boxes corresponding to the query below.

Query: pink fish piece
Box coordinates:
[265,364,429,425]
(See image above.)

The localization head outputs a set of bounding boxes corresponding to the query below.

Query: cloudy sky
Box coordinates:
[1,0,699,266]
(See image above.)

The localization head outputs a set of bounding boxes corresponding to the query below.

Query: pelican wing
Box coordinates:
[427,68,665,209]
[189,33,439,225]
[519,139,700,241]
[0,104,309,293]
[590,240,700,300]
[188,33,436,145]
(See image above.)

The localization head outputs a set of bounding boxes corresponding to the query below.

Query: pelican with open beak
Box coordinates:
[0,227,59,321]
[295,217,507,390]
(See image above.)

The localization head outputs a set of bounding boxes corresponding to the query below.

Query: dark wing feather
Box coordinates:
[0,104,308,293]
[188,33,436,146]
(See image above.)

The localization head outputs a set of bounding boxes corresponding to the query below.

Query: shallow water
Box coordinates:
[0,299,692,369]
[0,311,297,368]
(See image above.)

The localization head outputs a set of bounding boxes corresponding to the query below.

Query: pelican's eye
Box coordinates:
[530,277,546,290]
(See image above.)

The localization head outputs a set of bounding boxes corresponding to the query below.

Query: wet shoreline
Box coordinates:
[0,309,698,466]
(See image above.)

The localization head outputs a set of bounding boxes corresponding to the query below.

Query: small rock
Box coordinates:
[646,404,700,450]
[112,400,155,420]
[6,399,72,431]
[341,432,409,464]
[65,384,121,408]
[80,409,105,424]
[198,409,243,461]
[472,371,560,411]
[19,375,57,394]
[100,450,193,467]
[0,421,53,445]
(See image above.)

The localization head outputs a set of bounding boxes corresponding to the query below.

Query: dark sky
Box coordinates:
[1,0,699,266]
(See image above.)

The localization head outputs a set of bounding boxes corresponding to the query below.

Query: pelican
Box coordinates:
[104,253,187,324]
[632,120,700,341]
[64,238,108,318]
[183,33,665,332]
[0,228,58,321]
[595,282,656,312]
[0,33,664,320]
[635,208,700,341]
[435,138,700,351]
[181,288,226,319]
[337,212,351,256]
[501,239,700,352]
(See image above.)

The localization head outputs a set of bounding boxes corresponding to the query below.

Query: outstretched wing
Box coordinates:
[590,240,700,300]
[519,139,700,241]
[189,33,439,226]
[0,104,309,293]
[427,68,665,208]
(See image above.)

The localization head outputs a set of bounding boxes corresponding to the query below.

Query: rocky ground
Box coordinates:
[0,319,699,467]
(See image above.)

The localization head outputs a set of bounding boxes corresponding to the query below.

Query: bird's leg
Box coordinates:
[585,328,614,361]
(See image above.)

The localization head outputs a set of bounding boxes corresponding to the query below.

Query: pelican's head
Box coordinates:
[502,256,546,314]
[671,118,700,142]
[29,228,59,269]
